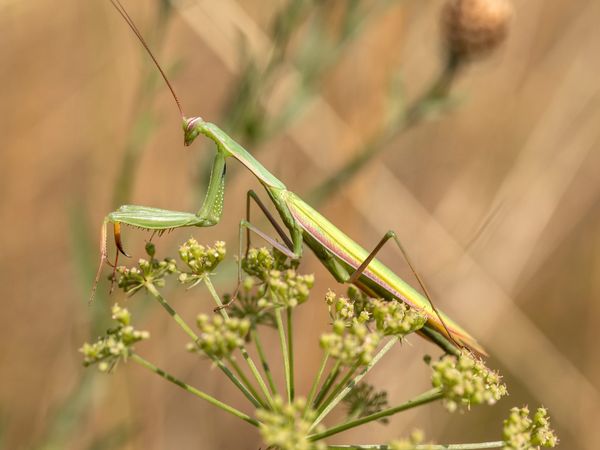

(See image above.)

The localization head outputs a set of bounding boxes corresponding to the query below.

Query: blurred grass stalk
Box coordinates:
[36,2,176,449]
[195,0,398,197]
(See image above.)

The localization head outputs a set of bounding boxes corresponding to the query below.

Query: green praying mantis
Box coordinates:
[94,0,486,357]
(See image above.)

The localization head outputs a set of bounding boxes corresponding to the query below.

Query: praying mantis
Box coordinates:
[95,0,486,356]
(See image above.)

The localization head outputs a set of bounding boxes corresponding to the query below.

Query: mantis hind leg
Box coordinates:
[345,230,462,352]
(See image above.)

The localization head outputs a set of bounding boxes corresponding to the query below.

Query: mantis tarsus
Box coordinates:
[95,0,486,357]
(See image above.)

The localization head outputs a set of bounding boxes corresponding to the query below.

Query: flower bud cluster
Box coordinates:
[369,299,426,337]
[320,319,381,367]
[80,304,150,372]
[431,350,508,412]
[325,290,369,324]
[257,397,326,450]
[326,290,426,336]
[389,430,433,450]
[264,269,314,308]
[116,257,177,295]
[190,314,250,359]
[228,277,276,328]
[343,382,389,423]
[238,247,314,310]
[242,247,282,280]
[178,239,226,286]
[503,406,558,449]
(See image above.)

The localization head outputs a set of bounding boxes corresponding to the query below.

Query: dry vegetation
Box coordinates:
[1,0,599,448]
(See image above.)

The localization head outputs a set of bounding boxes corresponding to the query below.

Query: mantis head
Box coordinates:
[183,117,204,146]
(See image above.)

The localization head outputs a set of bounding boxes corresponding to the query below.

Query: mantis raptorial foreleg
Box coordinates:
[90,152,227,302]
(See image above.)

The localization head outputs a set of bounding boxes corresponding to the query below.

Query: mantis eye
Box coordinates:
[183,116,203,146]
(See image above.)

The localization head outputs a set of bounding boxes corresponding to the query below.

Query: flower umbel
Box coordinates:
[178,239,226,286]
[257,397,326,450]
[80,303,150,372]
[369,299,426,337]
[389,429,433,450]
[431,350,508,412]
[503,406,558,449]
[320,319,381,367]
[190,314,250,360]
[116,254,177,295]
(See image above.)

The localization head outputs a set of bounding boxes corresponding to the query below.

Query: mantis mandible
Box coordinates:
[95,0,486,356]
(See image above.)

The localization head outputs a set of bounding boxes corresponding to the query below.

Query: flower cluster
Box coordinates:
[325,290,369,324]
[264,269,314,308]
[257,397,326,450]
[242,247,287,280]
[503,407,558,449]
[320,319,381,367]
[389,430,434,450]
[178,239,226,286]
[116,255,177,295]
[369,299,426,337]
[343,382,389,423]
[190,314,250,359]
[431,350,508,412]
[228,276,276,328]
[236,247,314,310]
[80,304,150,372]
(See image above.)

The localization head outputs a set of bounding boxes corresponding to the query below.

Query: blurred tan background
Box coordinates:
[1,0,599,449]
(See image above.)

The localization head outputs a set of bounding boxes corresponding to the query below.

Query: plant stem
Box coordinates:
[252,328,279,396]
[316,364,358,416]
[326,443,505,449]
[227,356,268,409]
[310,388,443,442]
[311,337,397,430]
[313,360,341,408]
[204,277,274,407]
[287,306,295,401]
[305,352,329,417]
[275,308,292,403]
[144,282,260,407]
[145,283,198,341]
[130,353,259,427]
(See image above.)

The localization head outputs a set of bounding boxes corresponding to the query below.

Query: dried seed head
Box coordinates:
[442,0,513,60]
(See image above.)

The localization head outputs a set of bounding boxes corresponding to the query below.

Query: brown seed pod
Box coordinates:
[441,0,513,60]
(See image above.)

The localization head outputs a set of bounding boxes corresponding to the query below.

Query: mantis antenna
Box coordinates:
[109,0,185,120]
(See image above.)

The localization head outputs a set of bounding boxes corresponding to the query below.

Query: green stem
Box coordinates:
[304,352,329,417]
[287,307,295,401]
[227,356,268,409]
[327,443,504,450]
[204,278,274,407]
[313,360,341,408]
[311,337,397,430]
[310,388,444,442]
[145,282,198,341]
[130,353,259,427]
[275,308,292,403]
[316,365,358,416]
[252,328,279,396]
[145,282,260,408]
